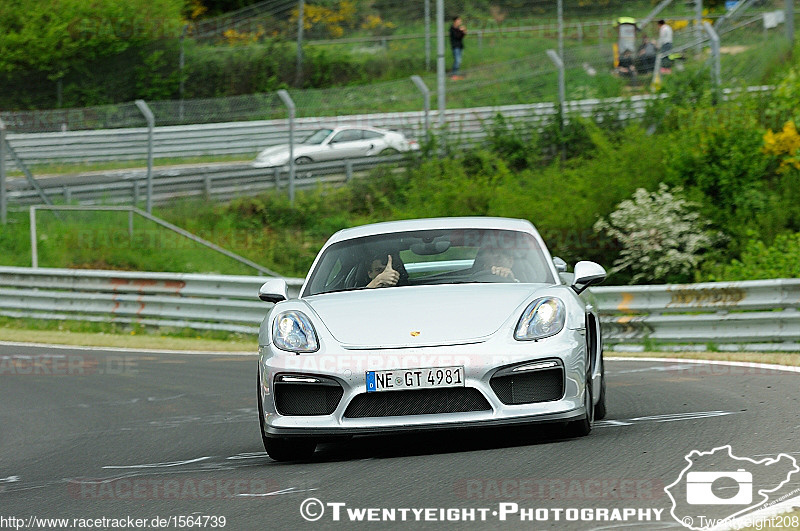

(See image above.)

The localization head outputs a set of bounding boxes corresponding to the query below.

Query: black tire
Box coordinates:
[564,372,593,438]
[294,156,313,164]
[594,356,608,420]
[379,148,399,155]
[258,373,316,461]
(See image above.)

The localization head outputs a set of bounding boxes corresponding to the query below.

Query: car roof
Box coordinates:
[326,217,541,244]
[314,125,387,133]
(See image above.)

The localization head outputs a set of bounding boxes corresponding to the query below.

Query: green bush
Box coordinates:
[702,232,800,281]
[661,108,773,250]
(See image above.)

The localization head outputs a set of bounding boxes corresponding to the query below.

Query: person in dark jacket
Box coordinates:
[449,16,466,79]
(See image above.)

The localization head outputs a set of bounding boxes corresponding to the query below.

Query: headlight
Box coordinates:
[515,297,566,341]
[272,311,319,352]
[256,153,289,165]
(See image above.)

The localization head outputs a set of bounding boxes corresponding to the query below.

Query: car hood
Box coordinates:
[304,284,543,348]
[257,145,289,157]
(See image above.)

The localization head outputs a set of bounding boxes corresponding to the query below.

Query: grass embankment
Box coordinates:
[607,350,800,368]
[0,316,255,352]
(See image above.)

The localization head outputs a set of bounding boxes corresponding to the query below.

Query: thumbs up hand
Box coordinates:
[367,255,400,288]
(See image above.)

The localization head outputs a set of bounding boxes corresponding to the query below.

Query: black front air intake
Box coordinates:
[273,374,344,416]
[490,360,565,405]
[344,387,491,418]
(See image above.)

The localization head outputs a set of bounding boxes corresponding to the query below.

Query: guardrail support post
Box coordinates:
[134,100,155,214]
[63,186,71,204]
[204,175,212,201]
[132,181,140,205]
[410,75,431,144]
[276,90,296,205]
[788,0,795,50]
[273,167,281,189]
[128,209,134,240]
[345,160,353,182]
[30,206,38,268]
[0,118,6,225]
[703,22,721,103]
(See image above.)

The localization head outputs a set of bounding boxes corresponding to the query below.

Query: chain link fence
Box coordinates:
[0,1,795,161]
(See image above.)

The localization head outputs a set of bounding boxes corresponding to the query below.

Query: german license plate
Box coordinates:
[366,366,465,393]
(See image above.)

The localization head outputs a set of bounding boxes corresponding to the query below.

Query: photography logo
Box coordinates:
[665,445,799,530]
[686,470,752,506]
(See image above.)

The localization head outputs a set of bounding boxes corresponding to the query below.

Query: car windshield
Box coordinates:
[302,129,333,144]
[304,228,555,297]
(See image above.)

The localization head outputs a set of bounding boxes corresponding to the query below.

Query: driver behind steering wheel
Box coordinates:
[473,247,517,282]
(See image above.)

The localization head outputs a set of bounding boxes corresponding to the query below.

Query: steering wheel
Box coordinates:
[470,270,516,283]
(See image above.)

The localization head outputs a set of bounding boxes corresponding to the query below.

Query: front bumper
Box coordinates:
[258,331,589,438]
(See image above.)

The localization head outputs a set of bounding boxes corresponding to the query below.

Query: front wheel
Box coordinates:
[379,148,399,156]
[258,373,316,461]
[263,436,317,462]
[294,156,313,164]
[563,373,593,438]
[594,358,607,420]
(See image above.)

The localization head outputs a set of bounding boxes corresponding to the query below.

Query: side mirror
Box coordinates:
[258,279,289,303]
[552,256,567,272]
[571,261,606,294]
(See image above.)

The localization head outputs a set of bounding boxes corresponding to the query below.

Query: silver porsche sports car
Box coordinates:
[252,125,418,168]
[257,217,607,461]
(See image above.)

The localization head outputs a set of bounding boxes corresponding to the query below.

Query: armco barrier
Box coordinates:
[6,155,406,207]
[0,266,798,349]
[592,279,800,348]
[3,97,648,167]
[0,267,301,335]
[3,87,772,169]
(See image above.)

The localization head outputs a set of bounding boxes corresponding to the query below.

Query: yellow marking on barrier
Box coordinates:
[618,293,634,312]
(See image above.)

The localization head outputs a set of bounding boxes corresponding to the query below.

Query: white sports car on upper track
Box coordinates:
[256,217,607,461]
[252,125,418,168]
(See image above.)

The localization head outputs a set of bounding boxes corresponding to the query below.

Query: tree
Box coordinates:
[0,0,185,76]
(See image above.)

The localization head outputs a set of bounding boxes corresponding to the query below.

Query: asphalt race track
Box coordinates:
[1,343,798,530]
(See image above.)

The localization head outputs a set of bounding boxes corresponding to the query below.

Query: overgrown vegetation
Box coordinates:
[3,65,799,285]
[1,0,785,109]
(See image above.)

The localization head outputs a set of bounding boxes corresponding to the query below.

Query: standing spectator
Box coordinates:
[636,34,656,72]
[657,19,673,72]
[449,16,466,80]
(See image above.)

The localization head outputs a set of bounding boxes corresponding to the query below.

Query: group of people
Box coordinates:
[452,16,675,82]
[617,20,674,78]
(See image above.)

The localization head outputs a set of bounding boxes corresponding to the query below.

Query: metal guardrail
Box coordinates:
[3,88,773,208]
[4,96,654,167]
[0,267,302,335]
[593,279,800,349]
[6,155,408,206]
[0,267,797,349]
